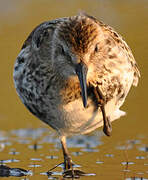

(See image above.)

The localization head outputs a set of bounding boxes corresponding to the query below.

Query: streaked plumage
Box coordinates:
[13,13,140,172]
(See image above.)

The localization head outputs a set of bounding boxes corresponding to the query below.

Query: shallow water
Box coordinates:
[0,0,148,179]
[0,128,148,179]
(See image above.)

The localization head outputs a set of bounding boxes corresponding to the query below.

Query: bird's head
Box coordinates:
[51,14,101,108]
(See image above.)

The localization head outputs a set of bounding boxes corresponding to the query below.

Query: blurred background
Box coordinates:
[0,0,148,179]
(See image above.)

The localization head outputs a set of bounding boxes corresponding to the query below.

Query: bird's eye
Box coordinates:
[94,44,99,53]
[59,46,65,55]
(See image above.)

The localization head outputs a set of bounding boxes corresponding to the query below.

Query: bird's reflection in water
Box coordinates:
[47,165,95,179]
[63,169,86,179]
[46,161,95,179]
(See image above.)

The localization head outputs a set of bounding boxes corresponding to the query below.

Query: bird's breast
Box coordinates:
[60,97,100,135]
[59,77,82,105]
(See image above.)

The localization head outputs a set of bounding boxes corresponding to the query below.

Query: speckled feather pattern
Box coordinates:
[13,14,140,137]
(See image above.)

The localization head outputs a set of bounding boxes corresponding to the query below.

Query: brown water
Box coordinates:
[0,0,148,179]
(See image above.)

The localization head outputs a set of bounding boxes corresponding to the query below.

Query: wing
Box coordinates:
[84,13,140,87]
[123,44,140,87]
[98,20,140,87]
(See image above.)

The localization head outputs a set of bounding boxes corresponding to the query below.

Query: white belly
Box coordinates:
[57,97,126,136]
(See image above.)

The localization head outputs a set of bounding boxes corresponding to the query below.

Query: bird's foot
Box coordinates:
[47,156,73,172]
[63,169,86,179]
[92,85,112,136]
[103,117,112,136]
[63,156,86,178]
[47,158,86,179]
[64,155,73,170]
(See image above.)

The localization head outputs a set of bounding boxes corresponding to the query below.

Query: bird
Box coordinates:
[13,13,140,172]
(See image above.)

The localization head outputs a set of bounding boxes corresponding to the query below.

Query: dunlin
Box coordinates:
[13,13,140,171]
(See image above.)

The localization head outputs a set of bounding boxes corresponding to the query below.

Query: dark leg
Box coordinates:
[60,136,73,170]
[93,86,112,136]
[61,136,87,179]
[48,137,85,179]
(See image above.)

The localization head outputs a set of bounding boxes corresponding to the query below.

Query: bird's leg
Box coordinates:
[47,136,74,177]
[93,86,112,136]
[60,136,73,171]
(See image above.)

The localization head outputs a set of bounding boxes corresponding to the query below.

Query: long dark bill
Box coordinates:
[75,62,88,108]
